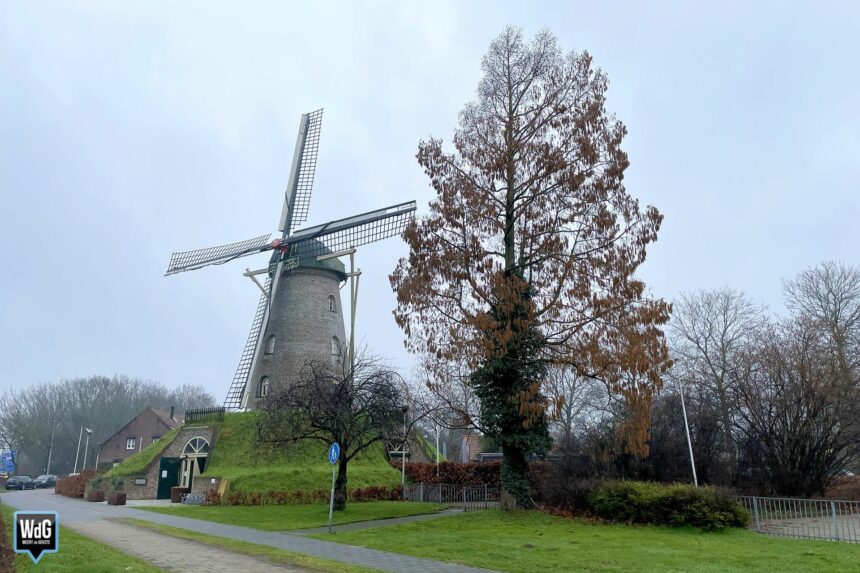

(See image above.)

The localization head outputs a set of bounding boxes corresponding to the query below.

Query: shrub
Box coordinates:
[397,461,502,486]
[56,470,97,499]
[588,481,749,530]
[204,485,404,506]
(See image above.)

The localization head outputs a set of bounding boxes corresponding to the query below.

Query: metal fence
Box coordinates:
[403,483,500,510]
[738,496,860,543]
[185,406,225,424]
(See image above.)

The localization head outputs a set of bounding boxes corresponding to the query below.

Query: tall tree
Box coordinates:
[391,27,670,504]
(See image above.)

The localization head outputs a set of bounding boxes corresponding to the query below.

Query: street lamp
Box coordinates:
[73,426,92,475]
[82,428,93,472]
[400,405,409,486]
[676,378,698,487]
[45,419,57,475]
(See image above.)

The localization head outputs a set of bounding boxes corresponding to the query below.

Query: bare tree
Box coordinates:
[783,261,860,385]
[734,317,860,496]
[257,349,413,510]
[669,288,765,479]
[543,364,609,451]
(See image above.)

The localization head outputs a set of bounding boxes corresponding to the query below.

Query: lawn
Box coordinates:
[310,509,860,573]
[0,501,159,572]
[122,519,380,573]
[103,427,180,478]
[201,412,401,493]
[137,500,447,531]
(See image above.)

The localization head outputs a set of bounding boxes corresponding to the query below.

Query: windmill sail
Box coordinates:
[224,278,271,410]
[285,201,416,260]
[166,234,272,276]
[279,109,324,235]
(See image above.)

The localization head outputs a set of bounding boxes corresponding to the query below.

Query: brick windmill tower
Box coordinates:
[166,109,415,410]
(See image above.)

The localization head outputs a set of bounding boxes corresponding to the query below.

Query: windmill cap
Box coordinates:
[278,239,347,280]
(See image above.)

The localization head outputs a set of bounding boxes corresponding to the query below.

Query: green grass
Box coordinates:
[137,500,446,531]
[0,501,159,572]
[310,510,860,573]
[103,427,180,478]
[122,519,380,573]
[203,412,400,493]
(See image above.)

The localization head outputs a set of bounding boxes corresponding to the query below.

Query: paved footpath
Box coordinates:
[2,489,498,573]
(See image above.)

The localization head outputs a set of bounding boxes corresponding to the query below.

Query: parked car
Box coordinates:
[4,476,34,490]
[33,474,57,488]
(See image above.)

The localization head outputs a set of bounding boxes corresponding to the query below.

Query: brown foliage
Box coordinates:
[55,470,97,498]
[397,461,502,486]
[391,26,670,454]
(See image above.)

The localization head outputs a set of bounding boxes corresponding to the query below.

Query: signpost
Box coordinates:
[327,442,340,534]
[1,449,16,475]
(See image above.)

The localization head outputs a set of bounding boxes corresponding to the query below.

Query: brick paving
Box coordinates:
[2,489,498,573]
[72,520,307,572]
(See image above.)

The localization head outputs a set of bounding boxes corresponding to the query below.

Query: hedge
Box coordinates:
[204,485,404,506]
[397,461,502,486]
[55,470,97,499]
[588,481,749,530]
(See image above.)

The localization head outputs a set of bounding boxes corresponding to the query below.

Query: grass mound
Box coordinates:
[103,428,180,477]
[203,412,400,493]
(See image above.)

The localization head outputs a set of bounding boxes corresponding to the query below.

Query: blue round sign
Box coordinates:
[328,442,340,465]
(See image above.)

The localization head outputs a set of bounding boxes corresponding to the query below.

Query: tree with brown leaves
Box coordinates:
[391,27,670,505]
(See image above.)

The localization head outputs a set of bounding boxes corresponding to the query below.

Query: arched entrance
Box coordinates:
[179,437,209,489]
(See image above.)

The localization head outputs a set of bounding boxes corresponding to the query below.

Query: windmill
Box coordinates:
[166,109,416,410]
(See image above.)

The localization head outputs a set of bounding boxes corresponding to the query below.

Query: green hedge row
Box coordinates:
[588,481,748,530]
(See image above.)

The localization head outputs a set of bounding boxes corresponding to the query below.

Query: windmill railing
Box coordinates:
[185,407,226,424]
[402,483,500,511]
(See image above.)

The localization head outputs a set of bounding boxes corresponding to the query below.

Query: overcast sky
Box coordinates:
[1,1,858,399]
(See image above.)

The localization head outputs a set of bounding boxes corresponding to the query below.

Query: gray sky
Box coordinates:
[1,1,858,399]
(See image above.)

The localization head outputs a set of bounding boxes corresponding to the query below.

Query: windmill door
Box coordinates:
[156,457,181,499]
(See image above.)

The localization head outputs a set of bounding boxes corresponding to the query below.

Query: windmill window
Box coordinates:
[331,336,340,356]
[265,335,276,355]
[328,295,336,313]
[259,376,270,398]
[126,437,136,450]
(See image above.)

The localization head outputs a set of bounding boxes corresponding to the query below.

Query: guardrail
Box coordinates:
[185,406,225,424]
[737,496,860,543]
[403,483,500,510]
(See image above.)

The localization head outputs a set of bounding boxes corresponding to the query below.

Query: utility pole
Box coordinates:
[45,420,57,474]
[677,378,698,487]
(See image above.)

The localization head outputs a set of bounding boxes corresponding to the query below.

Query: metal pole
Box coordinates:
[401,408,408,486]
[327,463,337,534]
[94,449,100,472]
[677,378,698,487]
[349,250,356,371]
[46,421,56,474]
[435,423,440,477]
[831,501,840,541]
[83,432,91,471]
[73,426,83,474]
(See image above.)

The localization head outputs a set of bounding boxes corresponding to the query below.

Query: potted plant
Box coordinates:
[107,477,126,505]
[86,477,105,502]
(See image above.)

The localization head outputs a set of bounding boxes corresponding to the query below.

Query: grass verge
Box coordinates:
[0,500,159,572]
[310,509,860,573]
[122,518,380,573]
[137,500,446,531]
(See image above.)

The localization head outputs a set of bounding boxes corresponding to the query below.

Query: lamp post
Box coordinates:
[676,378,698,487]
[45,419,57,475]
[401,405,409,486]
[73,426,84,474]
[82,428,93,472]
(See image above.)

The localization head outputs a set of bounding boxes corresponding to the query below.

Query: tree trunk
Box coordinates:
[333,456,348,511]
[500,443,530,508]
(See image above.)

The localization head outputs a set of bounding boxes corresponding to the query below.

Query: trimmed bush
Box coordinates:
[205,485,404,506]
[588,481,749,530]
[56,470,97,499]
[398,461,502,486]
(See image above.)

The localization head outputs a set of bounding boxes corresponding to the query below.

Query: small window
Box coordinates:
[328,295,337,313]
[126,437,136,450]
[258,376,270,398]
[331,336,340,356]
[265,335,276,355]
[152,436,160,443]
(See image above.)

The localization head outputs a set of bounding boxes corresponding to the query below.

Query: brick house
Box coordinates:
[98,407,182,468]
